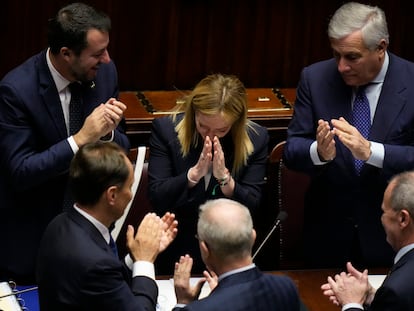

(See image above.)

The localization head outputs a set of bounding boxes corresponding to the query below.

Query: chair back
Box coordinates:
[115,147,153,259]
[268,141,310,269]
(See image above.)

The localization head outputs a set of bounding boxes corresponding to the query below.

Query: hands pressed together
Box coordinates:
[321,262,376,307]
[316,118,371,162]
[187,136,233,194]
[173,254,218,304]
[126,212,178,263]
[74,98,127,147]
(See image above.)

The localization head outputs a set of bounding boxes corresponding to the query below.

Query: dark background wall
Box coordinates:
[1,0,412,91]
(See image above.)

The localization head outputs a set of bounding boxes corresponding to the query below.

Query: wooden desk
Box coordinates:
[121,88,295,149]
[157,268,387,311]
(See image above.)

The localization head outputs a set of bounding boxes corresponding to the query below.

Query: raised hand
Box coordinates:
[159,212,178,252]
[126,213,162,263]
[174,255,206,304]
[316,119,336,161]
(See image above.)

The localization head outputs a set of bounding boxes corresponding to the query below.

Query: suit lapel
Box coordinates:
[328,79,356,172]
[37,50,68,138]
[67,208,110,253]
[370,54,407,142]
[387,248,414,276]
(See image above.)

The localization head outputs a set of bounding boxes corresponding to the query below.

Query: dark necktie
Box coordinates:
[68,82,83,135]
[352,86,371,174]
[62,83,83,211]
[109,235,119,258]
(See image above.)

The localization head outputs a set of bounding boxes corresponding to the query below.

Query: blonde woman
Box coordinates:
[148,74,269,274]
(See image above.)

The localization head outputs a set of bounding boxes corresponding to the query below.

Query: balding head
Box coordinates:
[197,198,255,259]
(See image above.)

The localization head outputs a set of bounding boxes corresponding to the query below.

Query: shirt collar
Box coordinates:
[218,263,256,282]
[394,243,414,264]
[73,204,111,244]
[371,51,389,84]
[46,47,71,92]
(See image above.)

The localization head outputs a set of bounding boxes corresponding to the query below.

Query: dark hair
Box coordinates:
[48,2,111,55]
[69,141,129,205]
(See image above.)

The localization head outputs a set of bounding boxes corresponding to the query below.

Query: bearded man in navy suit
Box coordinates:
[172,198,300,311]
[0,3,130,283]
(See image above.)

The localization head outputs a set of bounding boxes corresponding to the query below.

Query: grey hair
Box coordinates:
[389,171,414,218]
[197,199,253,259]
[328,2,389,51]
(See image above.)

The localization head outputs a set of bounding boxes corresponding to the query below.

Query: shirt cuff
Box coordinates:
[310,141,329,165]
[342,303,364,311]
[174,304,187,309]
[366,141,384,168]
[100,130,114,142]
[68,136,79,154]
[132,260,155,280]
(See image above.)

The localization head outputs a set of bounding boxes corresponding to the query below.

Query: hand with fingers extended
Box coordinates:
[211,136,228,180]
[316,119,336,161]
[321,262,373,307]
[174,255,207,304]
[159,212,178,252]
[202,269,218,291]
[187,136,213,186]
[331,117,371,161]
[126,213,163,263]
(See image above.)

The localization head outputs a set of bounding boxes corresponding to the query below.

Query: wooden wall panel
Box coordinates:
[1,0,413,91]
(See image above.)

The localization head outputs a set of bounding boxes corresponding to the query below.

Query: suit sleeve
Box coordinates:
[81,260,158,311]
[0,83,74,191]
[148,117,200,214]
[283,67,319,174]
[366,286,404,311]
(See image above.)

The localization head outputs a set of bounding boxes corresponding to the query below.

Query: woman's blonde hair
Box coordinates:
[173,74,254,174]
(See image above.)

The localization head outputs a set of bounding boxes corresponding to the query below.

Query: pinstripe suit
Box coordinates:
[173,267,300,311]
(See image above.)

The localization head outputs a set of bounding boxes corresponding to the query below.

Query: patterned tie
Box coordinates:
[352,86,371,174]
[68,82,83,135]
[109,235,119,258]
[62,83,83,211]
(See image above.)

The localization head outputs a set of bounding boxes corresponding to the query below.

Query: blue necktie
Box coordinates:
[109,235,119,258]
[352,86,371,174]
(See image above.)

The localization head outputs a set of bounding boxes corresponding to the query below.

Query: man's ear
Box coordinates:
[106,186,118,205]
[400,209,411,226]
[200,240,210,256]
[252,228,257,244]
[60,47,72,59]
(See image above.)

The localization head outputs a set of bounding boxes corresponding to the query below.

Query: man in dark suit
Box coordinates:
[321,170,414,310]
[37,141,178,310]
[172,198,300,311]
[0,3,130,283]
[283,2,414,269]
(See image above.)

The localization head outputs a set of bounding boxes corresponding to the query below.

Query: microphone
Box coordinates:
[252,210,288,260]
